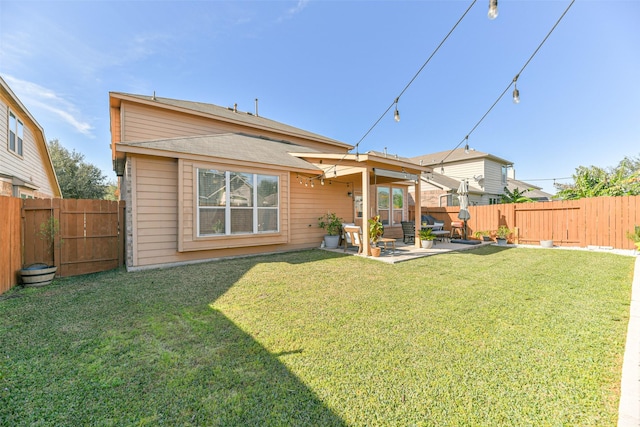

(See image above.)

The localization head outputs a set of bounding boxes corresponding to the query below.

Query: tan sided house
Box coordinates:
[109,93,428,270]
[411,148,513,206]
[0,75,61,198]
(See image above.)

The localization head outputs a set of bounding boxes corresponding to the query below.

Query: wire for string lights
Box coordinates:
[438,0,575,165]
[351,0,478,152]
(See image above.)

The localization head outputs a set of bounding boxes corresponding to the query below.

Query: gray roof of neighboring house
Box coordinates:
[422,172,462,191]
[411,148,513,166]
[117,133,323,171]
[111,92,351,150]
[507,178,553,200]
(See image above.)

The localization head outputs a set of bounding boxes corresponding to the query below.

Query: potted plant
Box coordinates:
[318,212,343,249]
[368,215,384,257]
[627,225,640,252]
[473,230,492,242]
[495,225,511,246]
[419,228,435,249]
[20,215,63,287]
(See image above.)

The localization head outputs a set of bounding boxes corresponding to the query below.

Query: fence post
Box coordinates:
[52,199,62,273]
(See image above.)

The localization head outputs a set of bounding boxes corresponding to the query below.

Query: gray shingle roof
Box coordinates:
[411,148,512,166]
[118,133,322,171]
[111,92,351,150]
[507,178,553,200]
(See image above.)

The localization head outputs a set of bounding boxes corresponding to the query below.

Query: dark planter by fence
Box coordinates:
[20,264,58,287]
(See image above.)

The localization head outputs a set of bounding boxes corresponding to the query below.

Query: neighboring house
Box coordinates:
[109,92,427,269]
[411,148,513,206]
[0,76,61,199]
[408,171,482,208]
[506,177,552,201]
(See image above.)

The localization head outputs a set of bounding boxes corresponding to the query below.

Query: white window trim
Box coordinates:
[8,110,24,158]
[197,169,279,237]
[377,186,405,226]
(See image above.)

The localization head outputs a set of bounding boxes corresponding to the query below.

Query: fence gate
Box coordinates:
[23,199,125,277]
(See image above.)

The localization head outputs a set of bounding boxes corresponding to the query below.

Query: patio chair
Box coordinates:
[401,221,415,243]
[343,225,363,254]
[450,221,464,239]
[431,221,450,243]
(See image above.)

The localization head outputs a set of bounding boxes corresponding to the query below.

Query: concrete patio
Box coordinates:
[323,239,494,263]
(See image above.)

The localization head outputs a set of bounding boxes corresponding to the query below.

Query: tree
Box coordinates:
[103,181,119,201]
[48,139,108,199]
[554,154,640,200]
[500,186,533,203]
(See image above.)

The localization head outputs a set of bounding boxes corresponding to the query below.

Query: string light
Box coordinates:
[394,98,400,122]
[438,0,575,166]
[321,178,325,186]
[351,0,477,150]
[488,0,498,20]
[512,75,520,104]
[464,136,470,154]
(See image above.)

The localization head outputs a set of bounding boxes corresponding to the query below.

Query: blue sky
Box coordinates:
[1,0,638,195]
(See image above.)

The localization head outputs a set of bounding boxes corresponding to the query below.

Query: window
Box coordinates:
[377,186,404,226]
[8,111,24,156]
[501,165,508,185]
[197,169,278,236]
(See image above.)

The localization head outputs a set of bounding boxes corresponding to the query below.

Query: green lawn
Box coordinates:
[0,247,634,426]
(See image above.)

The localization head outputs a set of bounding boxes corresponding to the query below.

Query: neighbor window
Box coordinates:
[377,186,404,226]
[197,169,279,236]
[8,111,24,156]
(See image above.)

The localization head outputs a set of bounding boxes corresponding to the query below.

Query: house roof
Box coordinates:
[0,75,62,198]
[117,133,323,172]
[411,148,513,166]
[507,178,553,200]
[110,92,352,151]
[422,171,463,191]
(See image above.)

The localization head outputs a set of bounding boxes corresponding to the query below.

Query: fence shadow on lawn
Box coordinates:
[1,250,348,426]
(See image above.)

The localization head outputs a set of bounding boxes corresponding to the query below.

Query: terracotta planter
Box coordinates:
[370,246,381,257]
[20,264,57,287]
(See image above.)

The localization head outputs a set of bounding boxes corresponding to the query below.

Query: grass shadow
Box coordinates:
[0,250,347,425]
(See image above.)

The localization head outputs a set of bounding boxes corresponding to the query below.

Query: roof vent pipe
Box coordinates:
[255,98,259,117]
[234,103,238,113]
[152,91,156,101]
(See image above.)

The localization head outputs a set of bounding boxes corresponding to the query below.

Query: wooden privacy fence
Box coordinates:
[418,195,640,250]
[0,197,22,295]
[0,197,125,294]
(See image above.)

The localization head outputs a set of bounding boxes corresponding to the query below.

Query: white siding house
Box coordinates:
[411,148,512,206]
[0,75,61,198]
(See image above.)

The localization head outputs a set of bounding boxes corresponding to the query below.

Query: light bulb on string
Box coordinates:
[512,74,520,104]
[488,0,498,20]
[394,98,400,122]
[464,136,469,154]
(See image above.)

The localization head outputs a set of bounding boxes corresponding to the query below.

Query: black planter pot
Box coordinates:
[20,264,58,287]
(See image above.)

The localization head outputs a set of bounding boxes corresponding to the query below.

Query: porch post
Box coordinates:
[414,175,422,248]
[362,166,371,256]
